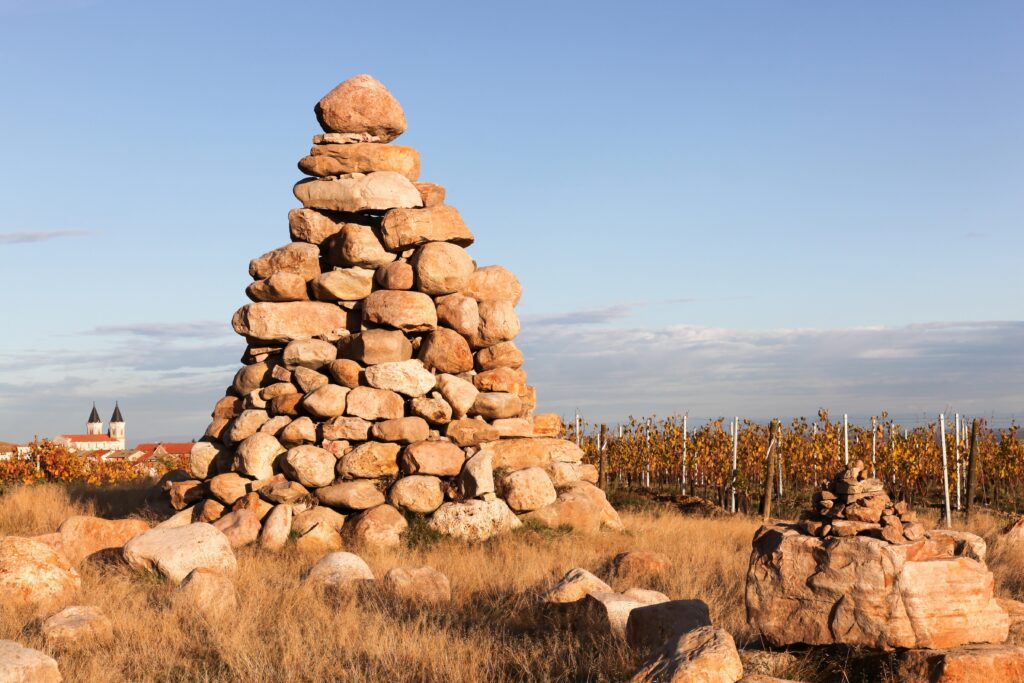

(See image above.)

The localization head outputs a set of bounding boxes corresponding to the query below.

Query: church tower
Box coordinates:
[109,402,125,443]
[86,404,103,435]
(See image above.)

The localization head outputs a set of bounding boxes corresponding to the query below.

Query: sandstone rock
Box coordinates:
[318,480,385,510]
[571,590,670,641]
[280,415,317,445]
[479,438,584,471]
[418,328,474,374]
[258,504,292,551]
[232,302,348,343]
[525,495,602,534]
[305,551,375,590]
[409,395,453,425]
[457,450,495,499]
[231,491,274,521]
[233,433,285,480]
[337,441,401,479]
[631,626,743,683]
[281,339,336,372]
[414,181,445,207]
[346,504,407,548]
[463,265,522,304]
[412,242,475,295]
[626,599,713,652]
[362,290,437,332]
[212,395,244,419]
[292,507,346,536]
[226,409,270,443]
[614,550,673,581]
[427,499,521,541]
[435,374,480,419]
[401,439,465,476]
[446,418,499,447]
[388,475,444,513]
[301,384,349,419]
[341,328,413,364]
[326,224,396,269]
[475,367,527,395]
[42,605,113,650]
[195,499,226,523]
[746,523,1009,649]
[436,293,480,339]
[301,143,420,180]
[364,359,436,397]
[249,242,321,282]
[156,507,195,529]
[0,537,80,613]
[322,415,372,441]
[175,567,237,621]
[327,358,362,388]
[212,510,261,548]
[315,74,406,141]
[0,640,61,683]
[123,524,236,584]
[288,207,344,244]
[897,643,1024,682]
[311,267,374,301]
[542,567,613,604]
[169,480,204,511]
[472,391,522,420]
[579,464,600,484]
[380,206,474,251]
[475,341,524,370]
[258,479,310,505]
[383,566,451,603]
[294,172,422,213]
[208,473,251,505]
[295,522,343,555]
[498,467,556,512]
[345,387,404,420]
[233,361,272,395]
[558,481,624,531]
[545,461,583,487]
[55,516,150,567]
[376,261,414,290]
[247,272,309,302]
[282,445,337,488]
[294,369,329,395]
[259,414,292,436]
[476,300,520,346]
[371,416,430,444]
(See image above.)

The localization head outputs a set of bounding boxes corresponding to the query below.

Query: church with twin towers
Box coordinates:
[55,403,126,452]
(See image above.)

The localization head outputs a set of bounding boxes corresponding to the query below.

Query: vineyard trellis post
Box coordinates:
[681,414,688,495]
[966,418,980,519]
[598,423,608,491]
[759,419,779,520]
[843,413,849,465]
[939,413,951,527]
[954,413,961,511]
[574,411,580,447]
[870,416,877,478]
[730,416,739,514]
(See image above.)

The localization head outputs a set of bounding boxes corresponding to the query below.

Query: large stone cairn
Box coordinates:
[175,74,621,546]
[799,459,925,544]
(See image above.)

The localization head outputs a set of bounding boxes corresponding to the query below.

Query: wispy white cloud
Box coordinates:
[0,229,95,245]
[522,303,639,326]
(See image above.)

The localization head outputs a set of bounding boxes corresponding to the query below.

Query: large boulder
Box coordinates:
[379,206,474,251]
[258,504,292,551]
[631,626,744,683]
[478,438,583,471]
[364,359,436,397]
[542,567,612,604]
[382,566,451,603]
[897,644,1024,682]
[175,567,238,622]
[0,537,80,613]
[315,74,407,141]
[362,291,437,333]
[300,143,420,181]
[42,605,114,651]
[293,172,422,213]
[231,302,348,343]
[0,640,61,683]
[212,510,262,548]
[305,551,375,591]
[345,504,408,548]
[122,524,237,584]
[337,441,400,479]
[462,265,523,304]
[233,432,285,480]
[746,523,1010,649]
[411,242,475,295]
[497,467,557,512]
[55,516,150,566]
[418,328,474,374]
[341,328,412,364]
[326,224,396,269]
[626,599,713,652]
[344,387,404,421]
[317,480,385,510]
[282,445,336,488]
[427,499,521,542]
[388,475,444,513]
[401,439,465,477]
[249,242,321,281]
[435,374,479,419]
[569,589,670,641]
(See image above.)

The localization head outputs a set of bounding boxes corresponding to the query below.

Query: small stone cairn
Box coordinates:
[798,459,925,544]
[166,74,621,546]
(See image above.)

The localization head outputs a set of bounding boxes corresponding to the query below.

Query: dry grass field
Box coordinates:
[0,483,1021,682]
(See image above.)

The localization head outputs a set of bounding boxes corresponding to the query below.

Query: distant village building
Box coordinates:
[55,403,126,453]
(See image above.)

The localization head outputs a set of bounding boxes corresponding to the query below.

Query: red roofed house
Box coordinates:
[134,442,195,461]
[54,403,126,453]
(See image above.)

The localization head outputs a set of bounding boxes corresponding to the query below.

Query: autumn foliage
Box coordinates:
[0,439,172,486]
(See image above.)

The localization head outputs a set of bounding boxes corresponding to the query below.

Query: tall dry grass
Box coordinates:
[1,483,1022,682]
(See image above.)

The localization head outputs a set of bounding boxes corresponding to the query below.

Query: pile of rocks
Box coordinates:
[798,459,924,543]
[170,74,621,548]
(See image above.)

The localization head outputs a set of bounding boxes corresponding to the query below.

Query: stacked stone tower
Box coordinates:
[177,75,621,548]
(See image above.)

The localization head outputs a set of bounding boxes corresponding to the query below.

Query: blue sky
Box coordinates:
[1,1,1021,443]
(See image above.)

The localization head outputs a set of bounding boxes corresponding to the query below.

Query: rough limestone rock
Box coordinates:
[383,566,451,603]
[164,74,621,546]
[123,524,237,584]
[626,599,713,652]
[212,510,262,548]
[897,643,1024,683]
[315,74,407,142]
[0,640,62,683]
[305,551,375,591]
[570,590,669,640]
[55,516,150,566]
[427,499,521,542]
[175,567,238,621]
[0,536,80,613]
[631,626,744,683]
[614,550,673,581]
[542,567,613,604]
[42,605,113,651]
[746,523,1009,649]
